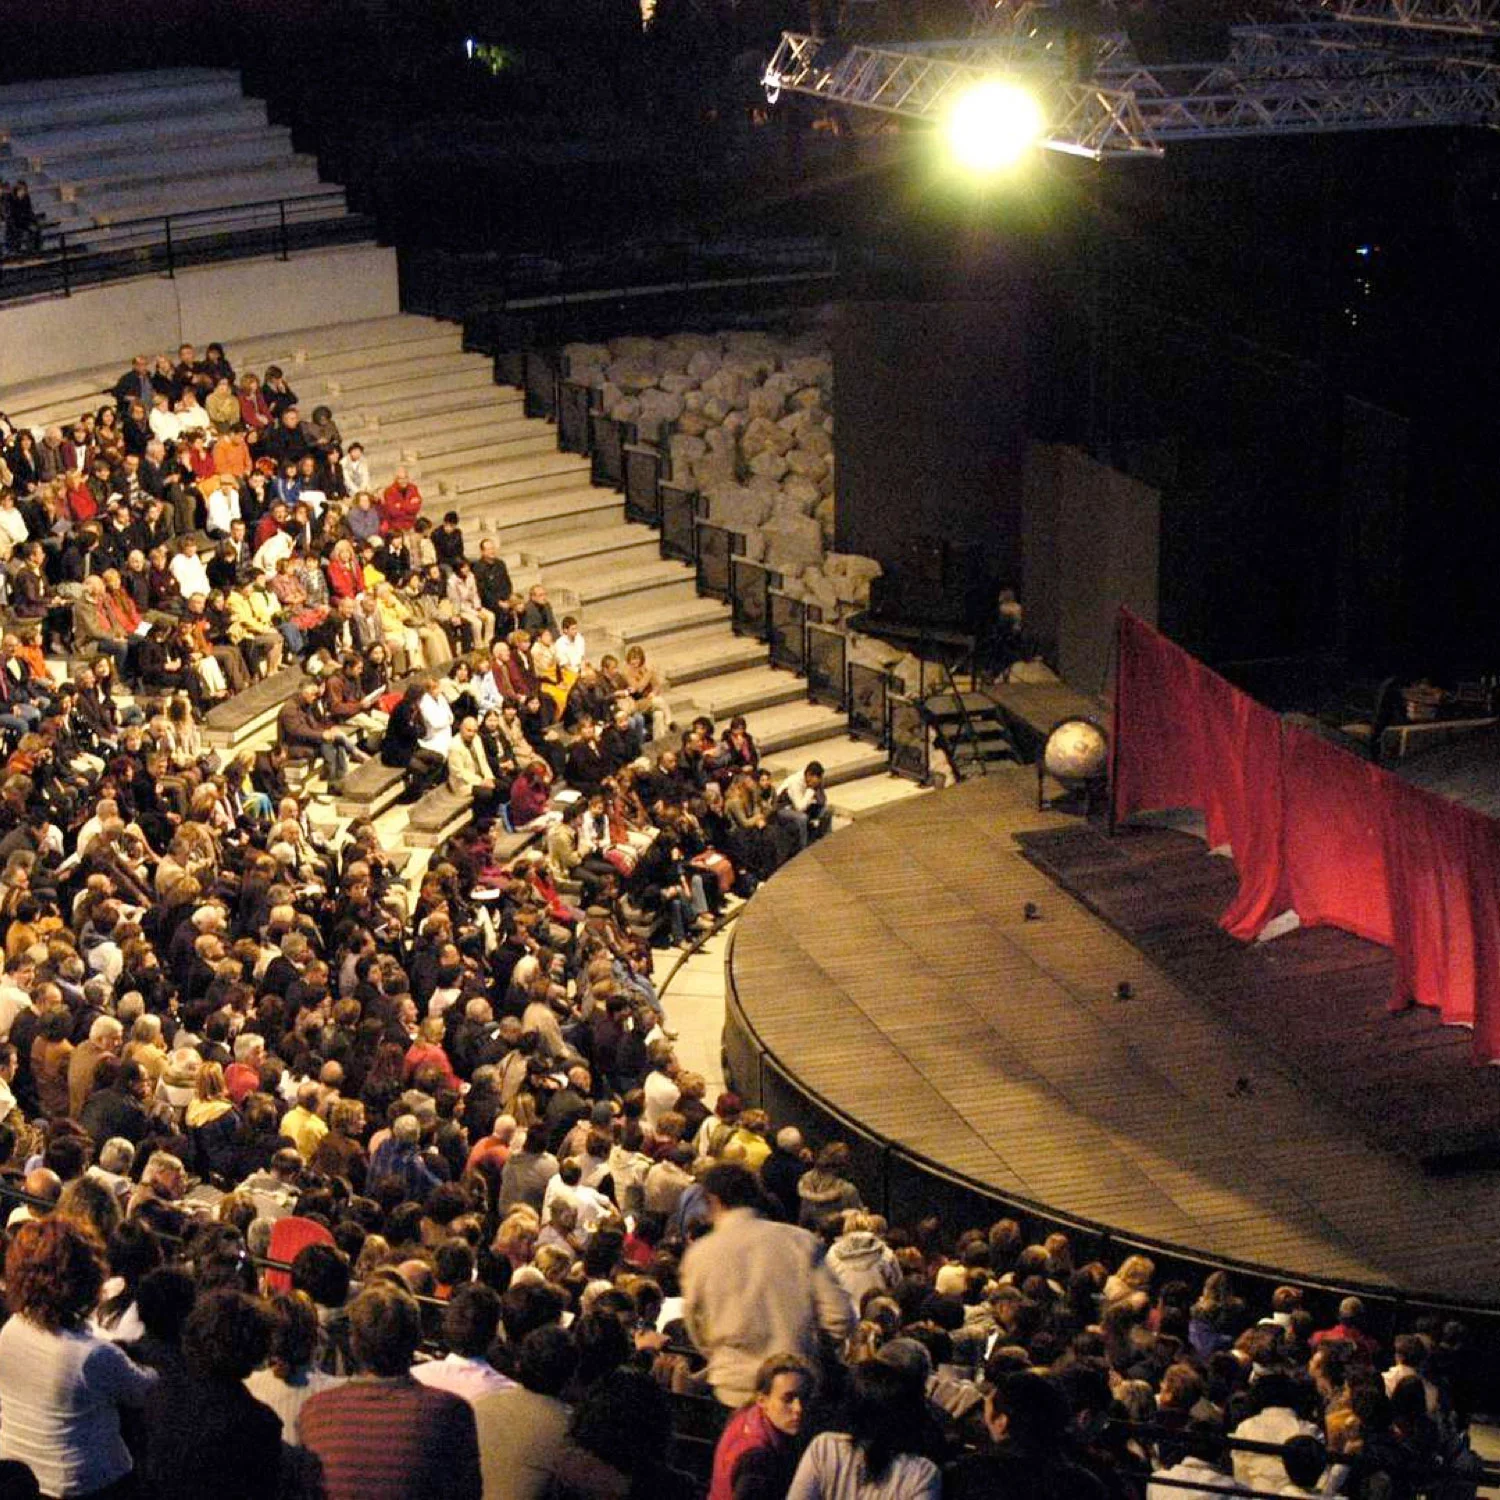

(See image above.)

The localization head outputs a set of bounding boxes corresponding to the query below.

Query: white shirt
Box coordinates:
[253,530,294,575]
[149,408,182,445]
[1231,1410,1320,1494]
[206,487,241,535]
[245,1367,345,1444]
[170,551,211,600]
[411,1353,516,1406]
[0,506,29,546]
[1148,1457,1246,1500]
[0,984,33,1042]
[642,1068,679,1132]
[175,402,210,436]
[787,1432,940,1500]
[341,455,371,494]
[419,692,454,755]
[554,631,586,674]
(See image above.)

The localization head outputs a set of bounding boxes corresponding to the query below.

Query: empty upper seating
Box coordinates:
[0,68,346,246]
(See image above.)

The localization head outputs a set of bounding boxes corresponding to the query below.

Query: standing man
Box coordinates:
[682,1164,852,1408]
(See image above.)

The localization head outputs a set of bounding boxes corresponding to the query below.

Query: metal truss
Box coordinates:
[762,23,1500,158]
[1306,0,1500,36]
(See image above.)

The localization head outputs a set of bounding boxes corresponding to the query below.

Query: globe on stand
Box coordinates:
[1038,717,1109,813]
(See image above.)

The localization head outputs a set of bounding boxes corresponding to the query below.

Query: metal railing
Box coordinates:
[623,443,662,526]
[0,191,367,303]
[728,555,778,641]
[659,484,698,564]
[769,589,817,673]
[694,521,741,602]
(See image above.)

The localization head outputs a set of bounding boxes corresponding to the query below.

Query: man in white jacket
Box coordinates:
[682,1163,853,1407]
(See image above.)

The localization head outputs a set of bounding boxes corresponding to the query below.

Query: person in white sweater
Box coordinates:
[681,1163,853,1408]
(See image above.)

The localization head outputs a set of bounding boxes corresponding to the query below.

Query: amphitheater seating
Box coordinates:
[0,308,907,832]
[0,68,347,247]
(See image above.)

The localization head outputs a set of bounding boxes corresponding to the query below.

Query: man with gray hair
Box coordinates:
[68,1014,123,1118]
[761,1125,811,1224]
[226,1033,266,1105]
[89,1138,137,1198]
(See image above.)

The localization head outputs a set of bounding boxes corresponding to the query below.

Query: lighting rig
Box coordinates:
[761,1,1500,163]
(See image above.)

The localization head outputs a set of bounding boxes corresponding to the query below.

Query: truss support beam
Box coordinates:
[763,29,1500,158]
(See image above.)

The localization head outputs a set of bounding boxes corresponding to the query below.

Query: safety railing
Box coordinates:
[0,191,366,303]
[623,443,662,526]
[588,411,630,491]
[659,484,698,564]
[555,377,592,454]
[805,621,848,709]
[694,521,742,602]
[769,590,817,673]
[728,555,778,641]
[847,660,891,746]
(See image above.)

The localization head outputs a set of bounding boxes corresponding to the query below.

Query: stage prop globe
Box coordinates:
[1038,717,1109,811]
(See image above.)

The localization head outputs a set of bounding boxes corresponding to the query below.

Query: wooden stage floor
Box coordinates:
[728,770,1500,1302]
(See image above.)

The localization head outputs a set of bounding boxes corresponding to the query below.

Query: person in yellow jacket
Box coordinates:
[225,574,286,676]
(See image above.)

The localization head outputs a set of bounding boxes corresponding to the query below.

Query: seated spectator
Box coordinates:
[299,1283,482,1500]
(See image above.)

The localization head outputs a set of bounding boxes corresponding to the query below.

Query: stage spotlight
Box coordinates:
[945,78,1045,174]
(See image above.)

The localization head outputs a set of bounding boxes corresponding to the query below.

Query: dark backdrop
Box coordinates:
[831,297,1030,613]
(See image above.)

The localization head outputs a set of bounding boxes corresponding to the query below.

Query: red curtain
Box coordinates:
[1112,610,1284,940]
[1112,609,1500,1062]
[1281,724,1393,945]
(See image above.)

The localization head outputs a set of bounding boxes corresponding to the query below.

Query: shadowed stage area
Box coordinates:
[726,771,1500,1302]
[1017,821,1500,1169]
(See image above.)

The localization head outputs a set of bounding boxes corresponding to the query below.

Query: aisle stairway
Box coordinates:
[2,311,928,837]
[0,68,346,246]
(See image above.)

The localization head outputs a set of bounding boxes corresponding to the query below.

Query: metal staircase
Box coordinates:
[921,663,1018,781]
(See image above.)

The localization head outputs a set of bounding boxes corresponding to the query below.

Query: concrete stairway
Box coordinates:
[0,68,347,245]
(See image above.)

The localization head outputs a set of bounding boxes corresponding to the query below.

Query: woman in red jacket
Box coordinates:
[324,539,365,601]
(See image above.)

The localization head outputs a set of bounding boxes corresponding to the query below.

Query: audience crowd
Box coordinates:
[0,336,1486,1500]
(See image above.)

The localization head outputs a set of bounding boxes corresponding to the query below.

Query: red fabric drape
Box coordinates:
[1112,608,1500,1062]
[1112,610,1285,940]
[1281,724,1393,945]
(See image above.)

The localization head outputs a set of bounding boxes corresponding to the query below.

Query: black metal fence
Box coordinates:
[555,377,591,452]
[729,556,778,641]
[769,590,816,674]
[589,411,630,490]
[624,444,662,526]
[805,622,848,709]
[0,192,367,303]
[695,521,741,602]
[887,693,931,783]
[660,485,698,563]
[847,660,891,747]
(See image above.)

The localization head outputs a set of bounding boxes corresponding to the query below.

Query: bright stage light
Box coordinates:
[946,79,1045,173]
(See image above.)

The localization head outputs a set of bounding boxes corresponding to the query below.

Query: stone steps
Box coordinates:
[359,384,518,426]
[545,558,697,611]
[0,75,244,130]
[86,164,327,220]
[318,352,488,398]
[333,363,495,407]
[826,776,930,820]
[366,396,525,445]
[594,593,732,644]
[0,67,231,108]
[632,625,769,686]
[441,449,592,501]
[4,103,272,162]
[236,315,455,368]
[761,734,890,787]
[302,332,463,380]
[20,119,287,172]
[679,664,809,720]
[464,483,622,545]
[743,699,849,756]
[54,135,300,194]
[395,414,542,466]
[528,522,662,571]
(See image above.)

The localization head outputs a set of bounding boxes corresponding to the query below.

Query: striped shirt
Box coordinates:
[299,1375,481,1500]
